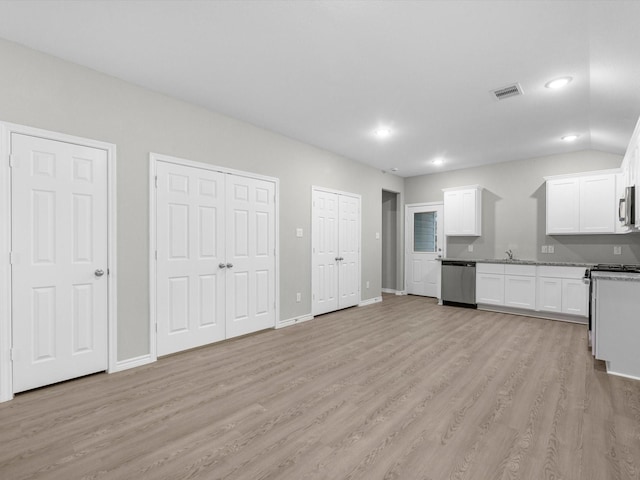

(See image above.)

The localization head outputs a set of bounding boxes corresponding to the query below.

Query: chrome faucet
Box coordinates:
[505,249,514,261]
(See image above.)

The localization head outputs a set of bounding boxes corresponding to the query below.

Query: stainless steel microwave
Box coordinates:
[619,185,636,226]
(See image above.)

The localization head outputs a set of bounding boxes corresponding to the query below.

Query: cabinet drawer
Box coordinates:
[504,264,536,276]
[476,263,504,275]
[537,265,588,279]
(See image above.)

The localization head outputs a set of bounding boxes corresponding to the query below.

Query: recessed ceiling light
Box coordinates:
[432,158,444,166]
[561,134,579,142]
[390,167,399,172]
[374,127,392,139]
[545,77,572,89]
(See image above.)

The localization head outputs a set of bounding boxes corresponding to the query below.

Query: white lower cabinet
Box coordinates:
[476,273,504,305]
[562,278,588,316]
[505,275,536,309]
[477,263,588,320]
[536,277,562,313]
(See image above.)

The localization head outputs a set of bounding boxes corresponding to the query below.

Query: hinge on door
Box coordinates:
[9,252,16,265]
[155,175,158,188]
[155,323,158,333]
[10,348,16,361]
[8,154,16,168]
[155,250,158,260]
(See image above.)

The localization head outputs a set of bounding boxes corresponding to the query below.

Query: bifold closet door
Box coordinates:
[156,162,226,356]
[338,194,359,309]
[312,190,339,315]
[156,162,276,355]
[312,189,360,316]
[225,175,276,338]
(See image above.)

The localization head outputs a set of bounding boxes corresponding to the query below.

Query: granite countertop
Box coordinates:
[590,271,640,281]
[439,258,594,267]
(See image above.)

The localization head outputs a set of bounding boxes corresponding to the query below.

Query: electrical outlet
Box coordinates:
[296,228,303,238]
[468,245,473,252]
[541,245,548,253]
[375,232,380,240]
[296,292,301,302]
[366,281,370,289]
[614,245,622,255]
[548,245,555,254]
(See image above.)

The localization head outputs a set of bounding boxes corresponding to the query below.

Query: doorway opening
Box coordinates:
[382,190,401,294]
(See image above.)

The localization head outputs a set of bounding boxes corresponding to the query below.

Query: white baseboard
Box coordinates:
[395,290,407,296]
[606,362,640,381]
[276,314,314,329]
[358,296,383,307]
[381,288,397,294]
[110,354,155,373]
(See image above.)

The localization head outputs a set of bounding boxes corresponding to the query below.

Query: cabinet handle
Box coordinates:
[619,198,626,222]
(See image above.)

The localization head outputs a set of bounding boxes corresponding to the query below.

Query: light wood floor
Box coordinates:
[2,294,640,480]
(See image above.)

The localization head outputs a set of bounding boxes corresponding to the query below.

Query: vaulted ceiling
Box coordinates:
[0,1,639,176]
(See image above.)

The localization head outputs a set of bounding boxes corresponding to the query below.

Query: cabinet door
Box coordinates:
[562,278,588,316]
[460,189,478,235]
[504,275,536,310]
[443,190,461,235]
[580,174,616,233]
[476,273,504,305]
[546,178,579,234]
[536,276,562,312]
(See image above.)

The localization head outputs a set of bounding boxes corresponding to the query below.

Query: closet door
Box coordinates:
[312,190,339,316]
[225,175,276,338]
[312,188,360,316]
[338,194,360,309]
[156,162,226,356]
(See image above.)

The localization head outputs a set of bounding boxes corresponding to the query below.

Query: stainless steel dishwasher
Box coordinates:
[441,260,477,307]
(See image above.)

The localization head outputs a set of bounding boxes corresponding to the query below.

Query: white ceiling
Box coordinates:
[0,0,639,177]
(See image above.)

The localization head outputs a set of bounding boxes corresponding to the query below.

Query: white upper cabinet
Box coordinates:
[443,185,482,236]
[545,170,618,235]
[546,177,580,234]
[579,174,616,233]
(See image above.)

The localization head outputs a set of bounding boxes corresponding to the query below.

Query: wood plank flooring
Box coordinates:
[2,294,640,479]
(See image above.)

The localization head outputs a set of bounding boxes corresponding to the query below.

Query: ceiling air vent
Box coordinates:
[491,83,523,101]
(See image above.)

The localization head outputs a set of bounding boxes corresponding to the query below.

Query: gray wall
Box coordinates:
[405,150,640,264]
[0,38,404,361]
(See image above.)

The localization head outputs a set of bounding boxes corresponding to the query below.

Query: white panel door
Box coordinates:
[156,162,226,356]
[225,175,276,338]
[405,204,443,297]
[338,194,360,309]
[312,190,339,315]
[11,133,108,393]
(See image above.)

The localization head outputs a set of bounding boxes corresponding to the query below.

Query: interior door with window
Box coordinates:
[405,204,443,297]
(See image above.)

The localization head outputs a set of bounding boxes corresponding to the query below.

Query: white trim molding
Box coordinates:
[0,121,117,403]
[358,296,383,307]
[111,354,155,373]
[276,314,314,329]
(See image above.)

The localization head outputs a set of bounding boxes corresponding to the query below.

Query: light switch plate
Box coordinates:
[541,245,548,253]
[614,245,622,255]
[468,245,473,252]
[296,228,303,238]
[375,232,380,240]
[548,245,555,254]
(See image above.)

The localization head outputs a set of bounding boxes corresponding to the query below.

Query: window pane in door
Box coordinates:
[414,212,437,252]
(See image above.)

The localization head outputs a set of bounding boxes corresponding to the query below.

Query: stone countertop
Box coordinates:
[439,258,595,268]
[590,271,640,281]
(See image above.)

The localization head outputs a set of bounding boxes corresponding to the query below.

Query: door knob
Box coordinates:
[218,263,227,269]
[94,269,105,277]
[226,263,234,269]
